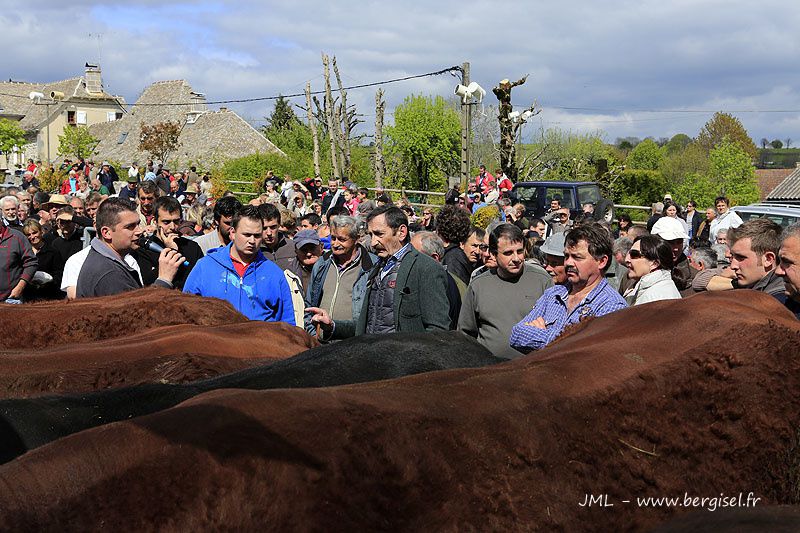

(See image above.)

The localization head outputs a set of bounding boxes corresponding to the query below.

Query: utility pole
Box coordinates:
[460,61,471,188]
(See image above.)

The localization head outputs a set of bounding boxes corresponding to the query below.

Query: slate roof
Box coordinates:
[90,79,283,168]
[766,166,800,202]
[0,77,125,130]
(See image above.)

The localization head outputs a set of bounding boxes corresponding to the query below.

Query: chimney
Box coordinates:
[220,106,227,112]
[84,63,103,95]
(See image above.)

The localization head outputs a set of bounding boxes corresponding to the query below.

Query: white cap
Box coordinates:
[652,216,688,241]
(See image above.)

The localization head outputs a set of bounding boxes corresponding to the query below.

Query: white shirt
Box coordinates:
[61,246,143,291]
[709,210,743,243]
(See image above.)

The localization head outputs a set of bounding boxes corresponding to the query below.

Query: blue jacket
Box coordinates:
[304,245,376,337]
[183,244,295,324]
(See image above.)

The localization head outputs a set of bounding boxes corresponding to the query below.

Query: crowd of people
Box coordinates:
[2,162,799,358]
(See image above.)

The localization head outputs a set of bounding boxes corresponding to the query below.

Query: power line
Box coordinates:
[0,66,461,108]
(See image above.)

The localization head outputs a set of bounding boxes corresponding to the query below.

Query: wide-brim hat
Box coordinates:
[43,194,70,210]
[540,232,566,257]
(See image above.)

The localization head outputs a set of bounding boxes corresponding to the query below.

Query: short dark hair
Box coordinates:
[257,202,281,223]
[489,223,524,255]
[154,196,182,221]
[213,196,242,223]
[231,204,264,231]
[633,235,675,270]
[469,226,486,242]
[138,180,160,197]
[565,222,614,272]
[435,204,471,245]
[367,205,409,242]
[727,218,782,257]
[714,196,730,206]
[300,213,322,227]
[358,188,369,197]
[326,205,349,224]
[96,197,137,232]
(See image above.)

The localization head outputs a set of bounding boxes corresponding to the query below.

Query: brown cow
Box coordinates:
[0,288,247,350]
[0,321,317,398]
[0,291,798,531]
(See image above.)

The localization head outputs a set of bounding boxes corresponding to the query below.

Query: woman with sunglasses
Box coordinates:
[623,234,681,306]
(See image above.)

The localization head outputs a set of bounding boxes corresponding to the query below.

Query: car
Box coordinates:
[512,180,615,223]
[732,203,800,228]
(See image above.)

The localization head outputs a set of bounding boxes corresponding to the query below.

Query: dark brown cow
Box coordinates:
[0,321,317,398]
[0,291,798,531]
[0,288,247,350]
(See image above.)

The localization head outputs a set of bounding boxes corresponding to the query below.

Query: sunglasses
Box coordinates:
[628,249,643,259]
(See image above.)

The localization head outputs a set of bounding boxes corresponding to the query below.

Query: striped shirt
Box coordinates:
[509,279,627,352]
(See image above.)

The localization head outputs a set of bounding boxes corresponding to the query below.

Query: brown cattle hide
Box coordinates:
[0,288,247,350]
[0,321,317,398]
[0,291,798,531]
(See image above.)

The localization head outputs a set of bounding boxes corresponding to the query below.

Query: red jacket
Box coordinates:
[60,178,78,195]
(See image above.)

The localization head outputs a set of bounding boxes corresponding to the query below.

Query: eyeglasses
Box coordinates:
[628,249,643,259]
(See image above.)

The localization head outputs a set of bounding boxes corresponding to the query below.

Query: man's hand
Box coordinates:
[157,248,185,284]
[9,280,26,299]
[524,316,547,329]
[305,306,334,335]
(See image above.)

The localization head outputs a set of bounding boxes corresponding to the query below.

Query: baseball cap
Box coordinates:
[540,232,566,257]
[293,229,320,249]
[651,216,688,241]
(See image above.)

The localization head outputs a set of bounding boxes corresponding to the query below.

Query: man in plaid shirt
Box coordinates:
[510,223,627,353]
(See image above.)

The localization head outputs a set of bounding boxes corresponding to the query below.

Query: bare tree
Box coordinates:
[332,57,351,177]
[786,138,793,149]
[321,53,341,181]
[374,89,386,188]
[492,76,539,181]
[305,82,321,180]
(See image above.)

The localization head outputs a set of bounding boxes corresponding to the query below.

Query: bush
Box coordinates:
[36,166,67,194]
[470,205,501,229]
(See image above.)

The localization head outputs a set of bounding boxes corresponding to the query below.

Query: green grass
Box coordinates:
[758,148,800,169]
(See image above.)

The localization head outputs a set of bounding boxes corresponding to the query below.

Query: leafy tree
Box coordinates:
[673,172,719,210]
[617,169,669,219]
[57,125,99,160]
[664,133,692,155]
[771,139,784,149]
[625,138,664,170]
[704,139,760,205]
[139,121,182,165]
[786,138,793,149]
[263,95,300,134]
[760,138,769,149]
[696,112,758,160]
[0,118,27,154]
[384,95,460,191]
[659,142,709,190]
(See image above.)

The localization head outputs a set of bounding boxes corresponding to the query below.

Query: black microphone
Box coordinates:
[138,235,190,267]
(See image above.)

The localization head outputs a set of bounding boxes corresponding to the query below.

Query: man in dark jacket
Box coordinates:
[134,196,203,290]
[726,218,786,299]
[76,198,185,298]
[308,206,450,337]
[258,203,295,271]
[0,223,37,302]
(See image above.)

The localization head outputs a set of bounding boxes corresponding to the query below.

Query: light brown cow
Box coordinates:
[0,321,318,398]
[0,288,247,350]
[0,292,797,531]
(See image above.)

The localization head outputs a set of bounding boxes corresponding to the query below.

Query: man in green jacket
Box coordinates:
[307,206,450,338]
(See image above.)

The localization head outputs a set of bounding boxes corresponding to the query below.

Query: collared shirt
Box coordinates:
[380,242,411,279]
[509,278,627,353]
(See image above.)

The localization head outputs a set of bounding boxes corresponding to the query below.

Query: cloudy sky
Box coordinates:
[3,0,799,145]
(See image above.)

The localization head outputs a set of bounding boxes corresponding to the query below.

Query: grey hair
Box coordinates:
[329,215,361,240]
[653,202,664,215]
[691,247,718,269]
[486,220,503,235]
[413,230,445,259]
[783,222,800,242]
[1,195,19,208]
[711,243,728,263]
[613,236,633,257]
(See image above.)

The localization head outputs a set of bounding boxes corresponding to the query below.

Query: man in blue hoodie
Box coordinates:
[183,204,295,324]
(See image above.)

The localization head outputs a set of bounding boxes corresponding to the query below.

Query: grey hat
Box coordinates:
[293,229,320,249]
[540,232,566,257]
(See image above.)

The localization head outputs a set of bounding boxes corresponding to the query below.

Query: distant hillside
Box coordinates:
[757,148,800,169]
